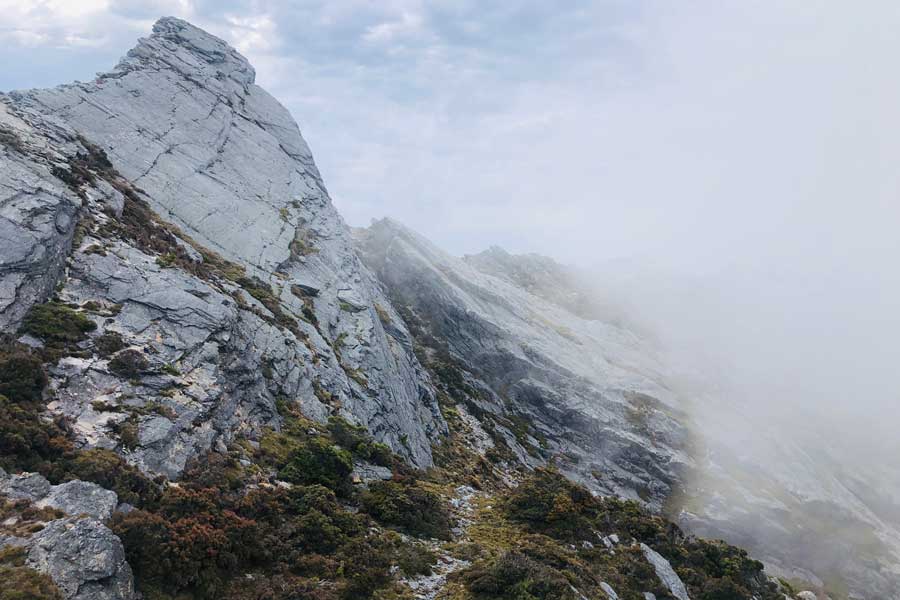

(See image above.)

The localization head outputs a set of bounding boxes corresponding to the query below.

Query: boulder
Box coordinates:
[36,480,118,521]
[0,472,52,501]
[26,517,134,600]
[640,543,691,600]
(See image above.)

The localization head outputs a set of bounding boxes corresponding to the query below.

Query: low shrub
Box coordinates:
[503,467,596,541]
[108,349,149,378]
[361,480,452,540]
[0,394,71,473]
[58,448,161,507]
[463,551,576,600]
[327,416,393,467]
[19,302,96,346]
[0,352,47,403]
[278,437,353,493]
[94,332,126,357]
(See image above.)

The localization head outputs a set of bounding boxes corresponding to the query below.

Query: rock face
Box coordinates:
[26,517,134,600]
[463,246,605,321]
[356,219,690,509]
[0,472,117,522]
[0,471,133,600]
[1,17,444,477]
[0,102,81,329]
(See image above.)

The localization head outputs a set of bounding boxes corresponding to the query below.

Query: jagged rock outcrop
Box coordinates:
[463,246,605,321]
[1,473,117,521]
[356,218,691,509]
[0,17,444,478]
[24,517,134,600]
[0,471,133,600]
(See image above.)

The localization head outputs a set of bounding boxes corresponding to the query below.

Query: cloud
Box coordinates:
[224,13,279,54]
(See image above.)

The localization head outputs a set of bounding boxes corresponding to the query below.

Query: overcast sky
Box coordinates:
[3,1,898,272]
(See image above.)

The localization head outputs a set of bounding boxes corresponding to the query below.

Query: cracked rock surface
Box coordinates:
[356,218,690,509]
[1,17,444,478]
[0,471,132,600]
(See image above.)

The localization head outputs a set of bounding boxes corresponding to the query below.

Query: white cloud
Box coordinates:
[225,13,279,54]
[362,10,425,43]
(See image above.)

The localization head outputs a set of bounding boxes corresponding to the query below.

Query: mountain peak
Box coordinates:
[115,16,255,87]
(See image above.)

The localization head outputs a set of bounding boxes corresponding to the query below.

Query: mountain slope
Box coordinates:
[356,219,691,512]
[1,17,444,476]
[0,16,879,600]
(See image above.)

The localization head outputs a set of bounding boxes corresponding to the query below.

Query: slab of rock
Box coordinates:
[36,480,118,521]
[600,581,620,599]
[0,472,118,522]
[26,517,134,600]
[351,462,393,484]
[0,472,52,501]
[640,543,690,600]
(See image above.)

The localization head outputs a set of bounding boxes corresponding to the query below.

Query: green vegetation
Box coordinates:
[278,437,354,492]
[361,480,452,540]
[463,551,576,600]
[94,331,126,357]
[110,430,443,600]
[0,352,47,404]
[446,467,781,600]
[289,229,318,258]
[0,547,62,600]
[19,301,96,358]
[236,276,300,334]
[108,349,150,378]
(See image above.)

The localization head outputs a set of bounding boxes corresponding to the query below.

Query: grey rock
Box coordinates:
[351,462,394,483]
[3,16,444,474]
[644,594,657,600]
[600,582,620,600]
[640,543,690,600]
[0,473,118,521]
[0,104,81,329]
[26,517,134,600]
[356,219,689,508]
[796,593,817,600]
[36,481,118,521]
[0,472,52,501]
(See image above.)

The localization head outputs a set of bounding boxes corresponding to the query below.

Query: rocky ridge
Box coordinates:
[1,16,444,478]
[0,16,876,600]
[356,219,690,511]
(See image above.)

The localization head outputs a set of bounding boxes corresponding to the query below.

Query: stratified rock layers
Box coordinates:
[1,18,444,479]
